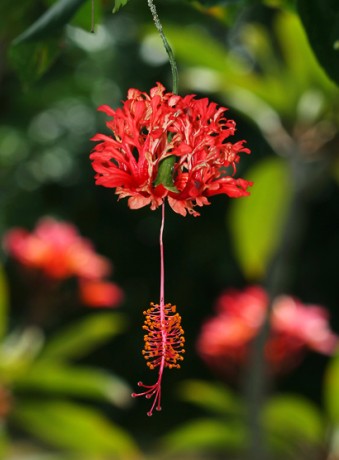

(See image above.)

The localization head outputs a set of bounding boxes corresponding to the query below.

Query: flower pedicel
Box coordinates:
[90,83,252,415]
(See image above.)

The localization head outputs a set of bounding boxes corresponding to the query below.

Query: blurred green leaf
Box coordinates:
[12,0,86,44]
[12,400,139,457]
[8,39,59,86]
[0,267,8,340]
[40,313,125,361]
[162,418,245,454]
[13,364,131,408]
[297,0,339,86]
[112,0,130,14]
[324,353,339,423]
[228,157,292,280]
[264,394,325,447]
[178,379,241,415]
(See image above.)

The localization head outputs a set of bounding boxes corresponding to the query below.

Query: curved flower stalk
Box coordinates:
[90,82,252,414]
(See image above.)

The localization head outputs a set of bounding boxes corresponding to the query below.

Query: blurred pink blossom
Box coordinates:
[3,217,123,309]
[197,286,337,376]
[4,217,111,280]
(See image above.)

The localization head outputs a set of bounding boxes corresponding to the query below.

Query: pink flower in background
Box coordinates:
[4,218,110,280]
[3,217,123,309]
[90,83,252,217]
[197,286,337,376]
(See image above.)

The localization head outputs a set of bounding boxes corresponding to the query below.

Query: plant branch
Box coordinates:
[147,0,178,94]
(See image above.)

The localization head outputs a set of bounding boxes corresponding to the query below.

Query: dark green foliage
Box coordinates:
[297,0,339,85]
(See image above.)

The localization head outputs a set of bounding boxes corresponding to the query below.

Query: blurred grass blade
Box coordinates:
[162,418,245,454]
[12,400,140,457]
[228,157,292,280]
[12,0,87,45]
[178,379,241,415]
[13,364,131,408]
[0,267,8,340]
[40,313,125,361]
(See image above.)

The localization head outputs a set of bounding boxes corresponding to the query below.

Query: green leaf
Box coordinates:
[40,313,125,361]
[154,155,178,192]
[12,0,87,45]
[0,267,8,340]
[8,39,59,86]
[112,0,130,14]
[263,394,325,446]
[297,0,339,86]
[228,157,292,280]
[162,418,245,454]
[324,353,339,423]
[12,400,139,457]
[13,364,131,408]
[178,380,241,415]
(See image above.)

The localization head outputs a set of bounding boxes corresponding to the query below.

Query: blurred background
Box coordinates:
[0,0,339,458]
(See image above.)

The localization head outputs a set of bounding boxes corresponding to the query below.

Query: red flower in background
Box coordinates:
[197,286,337,376]
[4,217,123,309]
[90,83,252,216]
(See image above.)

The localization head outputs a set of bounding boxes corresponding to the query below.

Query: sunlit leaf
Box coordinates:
[324,353,339,423]
[13,364,131,408]
[12,0,87,44]
[162,418,245,454]
[40,313,125,361]
[0,267,8,340]
[275,12,335,92]
[12,400,139,457]
[178,379,241,415]
[297,0,339,86]
[264,394,325,446]
[112,0,130,14]
[228,157,292,280]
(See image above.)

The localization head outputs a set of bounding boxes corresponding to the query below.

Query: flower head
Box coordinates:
[197,286,337,376]
[90,83,252,216]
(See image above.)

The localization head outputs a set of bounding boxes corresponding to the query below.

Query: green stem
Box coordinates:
[147,0,178,94]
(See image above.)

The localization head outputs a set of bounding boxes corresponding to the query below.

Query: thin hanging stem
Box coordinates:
[159,202,165,306]
[147,0,178,94]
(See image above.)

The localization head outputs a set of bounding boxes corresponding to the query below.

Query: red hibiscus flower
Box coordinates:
[197,286,337,376]
[90,83,252,216]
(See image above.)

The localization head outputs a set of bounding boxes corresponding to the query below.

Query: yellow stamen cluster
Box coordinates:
[142,302,185,370]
